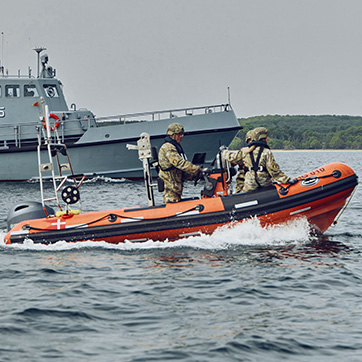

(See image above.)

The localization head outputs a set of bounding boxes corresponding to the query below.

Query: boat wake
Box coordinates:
[83,176,127,183]
[0,217,311,251]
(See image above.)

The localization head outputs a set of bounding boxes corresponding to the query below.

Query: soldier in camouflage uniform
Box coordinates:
[158,123,201,204]
[241,127,293,192]
[223,130,255,193]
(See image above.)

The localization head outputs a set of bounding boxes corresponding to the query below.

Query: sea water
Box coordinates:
[0,151,361,361]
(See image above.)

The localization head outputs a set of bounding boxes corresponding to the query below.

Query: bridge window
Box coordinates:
[24,84,39,97]
[5,85,20,97]
[43,84,59,98]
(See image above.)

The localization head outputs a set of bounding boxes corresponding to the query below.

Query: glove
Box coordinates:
[289,178,298,185]
[194,168,203,182]
[202,167,210,176]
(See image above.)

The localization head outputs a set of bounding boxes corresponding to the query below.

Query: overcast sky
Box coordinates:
[1,0,362,118]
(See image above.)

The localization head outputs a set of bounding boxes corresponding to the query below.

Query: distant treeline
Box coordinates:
[229,115,362,150]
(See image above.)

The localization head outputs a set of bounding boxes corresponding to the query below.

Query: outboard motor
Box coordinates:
[7,201,55,232]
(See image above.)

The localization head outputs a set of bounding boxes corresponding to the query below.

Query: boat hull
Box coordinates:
[4,162,358,245]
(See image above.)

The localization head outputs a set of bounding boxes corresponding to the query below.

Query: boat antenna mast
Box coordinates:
[0,32,4,75]
[33,46,46,78]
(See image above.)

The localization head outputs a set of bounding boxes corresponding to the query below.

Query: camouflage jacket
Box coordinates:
[242,145,290,192]
[223,149,247,193]
[158,141,200,195]
[223,149,245,167]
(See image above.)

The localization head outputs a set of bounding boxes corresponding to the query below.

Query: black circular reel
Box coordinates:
[61,186,80,204]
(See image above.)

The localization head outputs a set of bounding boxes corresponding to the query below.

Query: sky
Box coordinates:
[1,0,362,119]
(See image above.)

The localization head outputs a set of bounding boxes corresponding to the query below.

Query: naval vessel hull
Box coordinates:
[0,109,240,181]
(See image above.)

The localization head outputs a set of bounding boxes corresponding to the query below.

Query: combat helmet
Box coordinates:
[167,123,184,136]
[245,129,255,143]
[253,127,269,141]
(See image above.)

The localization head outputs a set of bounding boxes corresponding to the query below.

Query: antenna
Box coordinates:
[0,32,4,75]
[227,87,231,105]
[33,46,46,78]
[28,38,31,72]
[28,38,32,78]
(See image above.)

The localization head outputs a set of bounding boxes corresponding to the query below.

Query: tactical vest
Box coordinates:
[244,141,270,188]
[159,136,186,172]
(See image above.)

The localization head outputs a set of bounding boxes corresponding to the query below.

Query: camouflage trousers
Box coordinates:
[242,171,273,192]
[235,170,245,193]
[163,189,181,204]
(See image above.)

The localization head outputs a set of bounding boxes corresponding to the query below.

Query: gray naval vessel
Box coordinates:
[0,48,241,181]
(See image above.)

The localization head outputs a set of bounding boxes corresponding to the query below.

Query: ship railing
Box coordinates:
[0,103,233,149]
[0,120,86,149]
[94,104,232,125]
[0,73,35,79]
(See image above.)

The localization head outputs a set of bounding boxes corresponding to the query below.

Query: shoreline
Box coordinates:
[273,149,362,152]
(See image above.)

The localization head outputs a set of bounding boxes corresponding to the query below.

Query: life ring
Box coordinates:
[42,113,60,131]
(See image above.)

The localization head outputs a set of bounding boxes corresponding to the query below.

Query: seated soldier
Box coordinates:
[241,127,294,192]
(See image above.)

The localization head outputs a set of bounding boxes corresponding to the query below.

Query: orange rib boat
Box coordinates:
[4,161,358,245]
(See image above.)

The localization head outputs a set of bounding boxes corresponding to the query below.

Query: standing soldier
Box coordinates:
[241,127,295,192]
[158,123,201,204]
